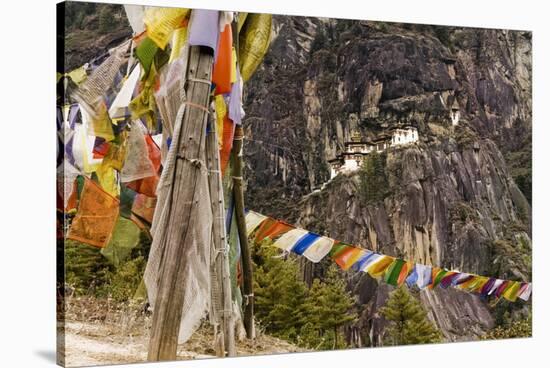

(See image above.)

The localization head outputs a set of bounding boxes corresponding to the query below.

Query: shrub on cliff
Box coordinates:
[359,151,389,204]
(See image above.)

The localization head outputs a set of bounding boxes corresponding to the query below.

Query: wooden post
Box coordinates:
[206,114,236,357]
[231,126,255,339]
[147,46,213,361]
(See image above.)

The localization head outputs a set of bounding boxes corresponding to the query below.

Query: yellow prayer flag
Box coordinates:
[214,95,227,148]
[143,7,190,49]
[67,66,88,85]
[96,162,120,197]
[239,13,272,82]
[230,47,237,84]
[367,256,395,278]
[502,281,522,302]
[168,26,188,63]
[237,12,248,33]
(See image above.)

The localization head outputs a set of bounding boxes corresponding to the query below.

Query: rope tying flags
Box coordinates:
[182,101,211,113]
[244,210,532,302]
[187,77,213,86]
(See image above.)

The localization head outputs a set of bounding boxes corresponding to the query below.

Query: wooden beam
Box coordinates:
[206,113,236,357]
[147,46,214,361]
[231,126,255,339]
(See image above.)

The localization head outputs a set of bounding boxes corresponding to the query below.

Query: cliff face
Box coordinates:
[242,17,532,344]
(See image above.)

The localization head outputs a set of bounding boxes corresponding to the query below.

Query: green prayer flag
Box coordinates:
[100,216,141,267]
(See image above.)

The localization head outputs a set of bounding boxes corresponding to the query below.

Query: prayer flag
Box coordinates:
[67,178,119,248]
[272,229,309,251]
[100,216,141,267]
[238,13,272,81]
[109,65,141,119]
[292,232,321,255]
[366,256,395,279]
[385,259,407,286]
[188,9,219,55]
[143,7,190,50]
[303,236,334,263]
[212,24,233,95]
[351,250,375,272]
[245,211,268,237]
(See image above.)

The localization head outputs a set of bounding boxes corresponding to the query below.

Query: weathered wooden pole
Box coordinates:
[206,113,236,357]
[147,45,213,361]
[231,126,255,339]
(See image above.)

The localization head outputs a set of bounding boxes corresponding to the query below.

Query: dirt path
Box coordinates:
[62,298,306,367]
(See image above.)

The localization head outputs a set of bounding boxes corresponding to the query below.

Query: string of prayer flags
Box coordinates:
[244,211,532,302]
[143,7,190,50]
[67,178,119,248]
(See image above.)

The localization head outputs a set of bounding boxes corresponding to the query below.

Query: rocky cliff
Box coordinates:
[242,17,532,344]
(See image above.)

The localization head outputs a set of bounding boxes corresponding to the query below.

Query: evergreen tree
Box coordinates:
[254,243,308,342]
[98,5,116,34]
[303,265,357,349]
[380,286,442,345]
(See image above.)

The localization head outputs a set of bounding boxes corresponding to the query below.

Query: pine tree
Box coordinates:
[254,243,308,342]
[380,286,442,346]
[303,265,357,349]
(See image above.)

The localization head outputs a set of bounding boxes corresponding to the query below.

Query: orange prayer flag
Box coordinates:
[126,175,159,198]
[125,133,161,197]
[256,221,294,242]
[67,178,119,248]
[131,194,157,224]
[334,246,363,271]
[219,115,235,176]
[212,24,233,95]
